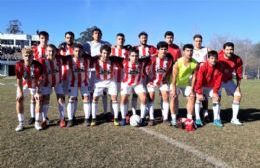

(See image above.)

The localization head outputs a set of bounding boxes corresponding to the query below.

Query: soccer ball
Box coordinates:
[130,114,141,127]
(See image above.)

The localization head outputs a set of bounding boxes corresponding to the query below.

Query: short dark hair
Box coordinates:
[38,31,49,38]
[164,31,174,38]
[73,43,83,50]
[157,41,168,50]
[193,34,203,40]
[223,42,234,49]
[116,33,125,38]
[129,48,139,55]
[208,50,218,58]
[183,44,194,50]
[92,28,102,36]
[138,31,148,38]
[65,31,75,39]
[47,44,57,50]
[100,44,111,53]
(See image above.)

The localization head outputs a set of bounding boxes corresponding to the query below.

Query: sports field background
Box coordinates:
[0,77,259,168]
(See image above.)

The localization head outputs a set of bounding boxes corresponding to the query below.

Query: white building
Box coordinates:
[0,33,39,48]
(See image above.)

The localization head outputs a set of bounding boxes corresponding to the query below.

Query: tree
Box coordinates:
[6,19,23,34]
[76,26,100,43]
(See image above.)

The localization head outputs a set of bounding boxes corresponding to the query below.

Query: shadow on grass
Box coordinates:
[47,108,260,128]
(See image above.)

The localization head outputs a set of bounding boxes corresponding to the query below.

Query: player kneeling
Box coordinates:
[194,51,223,127]
[120,48,149,126]
[146,41,173,126]
[15,48,43,131]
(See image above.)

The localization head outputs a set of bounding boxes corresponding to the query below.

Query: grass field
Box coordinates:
[0,78,259,168]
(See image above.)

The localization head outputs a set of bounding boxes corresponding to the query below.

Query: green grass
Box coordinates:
[0,78,259,168]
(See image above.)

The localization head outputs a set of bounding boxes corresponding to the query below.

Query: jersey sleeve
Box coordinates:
[15,62,23,79]
[235,56,243,81]
[194,63,205,94]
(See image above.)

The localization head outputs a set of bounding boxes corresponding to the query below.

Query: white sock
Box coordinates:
[83,102,91,119]
[17,113,24,122]
[187,114,193,120]
[171,113,176,121]
[195,102,201,120]
[204,110,209,117]
[140,104,146,119]
[102,94,107,113]
[232,103,240,120]
[131,95,137,115]
[120,104,127,119]
[91,102,98,119]
[58,103,65,120]
[112,102,119,119]
[35,113,41,121]
[162,102,169,121]
[149,102,154,120]
[213,103,220,120]
[67,101,75,120]
[30,102,35,118]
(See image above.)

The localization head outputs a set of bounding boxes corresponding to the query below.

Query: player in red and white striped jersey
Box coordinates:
[41,44,67,128]
[91,45,123,126]
[32,31,48,61]
[131,32,158,115]
[28,31,48,125]
[136,32,157,58]
[111,33,129,94]
[66,44,92,127]
[146,41,174,126]
[120,48,150,126]
[15,48,43,131]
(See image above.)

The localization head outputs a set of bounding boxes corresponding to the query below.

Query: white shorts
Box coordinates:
[68,86,90,97]
[40,86,52,95]
[16,88,36,98]
[221,80,236,96]
[93,80,117,97]
[170,85,192,97]
[196,87,221,98]
[147,83,169,93]
[120,83,146,95]
[54,83,65,95]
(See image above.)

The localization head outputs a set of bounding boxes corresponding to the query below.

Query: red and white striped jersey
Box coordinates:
[122,60,147,86]
[16,60,43,88]
[111,46,129,58]
[148,54,173,86]
[68,57,90,87]
[135,45,157,57]
[42,57,63,87]
[32,45,46,61]
[59,43,74,56]
[111,46,129,82]
[93,59,114,81]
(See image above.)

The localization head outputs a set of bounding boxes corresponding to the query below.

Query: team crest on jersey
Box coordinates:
[156,68,166,73]
[129,69,139,75]
[100,69,111,75]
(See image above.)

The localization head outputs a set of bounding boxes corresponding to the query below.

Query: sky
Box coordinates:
[0,0,259,47]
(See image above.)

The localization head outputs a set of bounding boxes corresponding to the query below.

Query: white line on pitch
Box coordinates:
[0,83,5,85]
[139,127,230,168]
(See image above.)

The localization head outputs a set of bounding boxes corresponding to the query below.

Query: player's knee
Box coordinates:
[69,97,77,103]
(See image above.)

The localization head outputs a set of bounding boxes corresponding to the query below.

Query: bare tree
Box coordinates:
[6,19,23,34]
